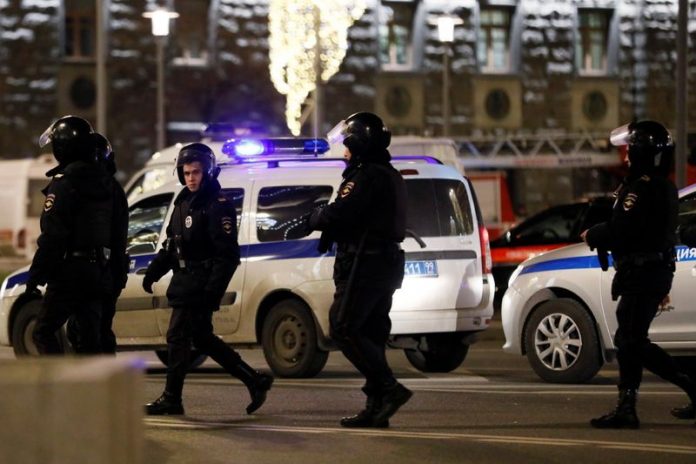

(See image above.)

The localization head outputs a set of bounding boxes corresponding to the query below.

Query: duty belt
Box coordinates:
[613,251,671,269]
[67,247,111,262]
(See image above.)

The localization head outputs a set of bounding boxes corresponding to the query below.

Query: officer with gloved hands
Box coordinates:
[303,112,411,428]
[142,143,273,416]
[582,120,696,428]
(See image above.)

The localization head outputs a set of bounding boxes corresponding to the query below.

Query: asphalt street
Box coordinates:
[3,330,696,464]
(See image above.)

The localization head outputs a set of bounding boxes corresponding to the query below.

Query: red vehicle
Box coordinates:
[490,196,614,305]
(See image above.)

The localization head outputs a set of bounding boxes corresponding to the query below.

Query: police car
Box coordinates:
[502,182,696,383]
[0,137,495,377]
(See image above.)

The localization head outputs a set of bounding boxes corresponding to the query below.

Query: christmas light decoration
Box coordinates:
[269,0,366,135]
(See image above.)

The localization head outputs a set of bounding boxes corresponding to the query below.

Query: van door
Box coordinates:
[399,178,484,310]
[114,192,174,340]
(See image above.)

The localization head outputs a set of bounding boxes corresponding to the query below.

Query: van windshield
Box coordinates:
[405,179,474,237]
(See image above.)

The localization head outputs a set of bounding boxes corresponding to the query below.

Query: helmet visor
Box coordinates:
[327,120,348,145]
[39,125,54,147]
[609,123,632,146]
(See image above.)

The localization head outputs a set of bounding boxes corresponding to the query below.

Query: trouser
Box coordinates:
[67,293,118,354]
[165,304,244,398]
[329,283,397,396]
[615,293,688,390]
[33,286,102,354]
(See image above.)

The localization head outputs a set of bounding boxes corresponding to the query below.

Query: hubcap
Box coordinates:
[273,315,307,365]
[534,313,582,371]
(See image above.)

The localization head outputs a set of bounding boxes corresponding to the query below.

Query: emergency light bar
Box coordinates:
[222,137,330,163]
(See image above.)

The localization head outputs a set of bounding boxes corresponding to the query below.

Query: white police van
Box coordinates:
[0,137,494,377]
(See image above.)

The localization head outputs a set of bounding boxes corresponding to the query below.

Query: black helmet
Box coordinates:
[93,133,116,175]
[39,115,95,165]
[175,142,219,185]
[327,112,391,161]
[610,120,674,175]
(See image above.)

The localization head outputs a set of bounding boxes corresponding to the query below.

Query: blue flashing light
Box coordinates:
[222,137,330,163]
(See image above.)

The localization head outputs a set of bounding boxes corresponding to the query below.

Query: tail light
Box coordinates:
[479,225,492,274]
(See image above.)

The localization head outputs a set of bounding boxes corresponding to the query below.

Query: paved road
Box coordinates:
[3,337,696,464]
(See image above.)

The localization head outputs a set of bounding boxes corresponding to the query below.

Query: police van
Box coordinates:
[0,137,494,377]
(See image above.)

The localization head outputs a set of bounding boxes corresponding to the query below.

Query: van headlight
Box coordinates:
[508,264,525,287]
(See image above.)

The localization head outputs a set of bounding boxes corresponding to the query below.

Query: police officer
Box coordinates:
[26,115,118,354]
[142,143,273,416]
[303,112,411,428]
[582,120,696,428]
[66,133,129,353]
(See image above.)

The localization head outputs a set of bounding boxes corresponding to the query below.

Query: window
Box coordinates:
[576,10,610,75]
[406,179,474,237]
[26,179,48,218]
[477,7,512,73]
[127,194,174,255]
[510,204,585,245]
[256,186,333,242]
[379,2,417,70]
[678,192,696,244]
[172,0,210,67]
[126,168,172,204]
[64,0,95,59]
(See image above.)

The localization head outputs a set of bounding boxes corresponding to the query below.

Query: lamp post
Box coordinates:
[143,7,179,151]
[436,15,462,137]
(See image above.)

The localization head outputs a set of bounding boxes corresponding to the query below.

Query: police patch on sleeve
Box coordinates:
[623,193,638,211]
[222,217,234,234]
[340,181,355,198]
[43,193,56,212]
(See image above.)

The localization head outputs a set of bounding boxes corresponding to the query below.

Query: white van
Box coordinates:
[0,137,494,377]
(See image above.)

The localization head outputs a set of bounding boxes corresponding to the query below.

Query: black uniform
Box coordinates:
[29,160,118,354]
[586,174,681,390]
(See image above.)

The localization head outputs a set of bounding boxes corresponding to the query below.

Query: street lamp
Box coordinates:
[143,7,179,151]
[436,15,462,137]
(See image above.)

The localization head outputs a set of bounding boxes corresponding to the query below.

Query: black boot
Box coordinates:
[670,373,696,420]
[340,396,389,428]
[372,383,413,424]
[231,362,274,414]
[590,388,639,429]
[145,392,184,416]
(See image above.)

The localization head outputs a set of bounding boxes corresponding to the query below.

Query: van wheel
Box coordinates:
[12,299,42,356]
[405,334,470,373]
[155,350,208,370]
[261,299,328,378]
[524,298,602,383]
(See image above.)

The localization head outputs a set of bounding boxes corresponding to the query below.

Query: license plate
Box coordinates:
[404,260,438,277]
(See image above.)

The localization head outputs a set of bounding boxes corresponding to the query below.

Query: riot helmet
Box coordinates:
[610,120,674,176]
[327,112,391,163]
[93,133,116,175]
[39,115,95,165]
[175,142,219,185]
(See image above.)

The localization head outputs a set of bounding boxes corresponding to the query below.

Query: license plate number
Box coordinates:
[404,260,438,277]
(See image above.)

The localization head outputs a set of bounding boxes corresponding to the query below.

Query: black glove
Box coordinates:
[142,276,154,294]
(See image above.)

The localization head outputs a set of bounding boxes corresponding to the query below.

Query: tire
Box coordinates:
[261,299,328,378]
[12,299,42,356]
[524,298,602,383]
[405,333,470,373]
[155,349,208,370]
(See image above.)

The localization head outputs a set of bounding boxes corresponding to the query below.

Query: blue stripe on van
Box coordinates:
[519,245,696,276]
[6,271,29,287]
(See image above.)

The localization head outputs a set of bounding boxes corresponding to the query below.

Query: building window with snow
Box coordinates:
[379,1,417,70]
[64,0,95,60]
[171,0,210,67]
[477,7,512,73]
[576,10,610,75]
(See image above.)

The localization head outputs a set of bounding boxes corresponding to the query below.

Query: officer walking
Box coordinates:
[142,143,273,416]
[66,133,129,353]
[26,116,120,354]
[303,112,411,428]
[582,120,696,428]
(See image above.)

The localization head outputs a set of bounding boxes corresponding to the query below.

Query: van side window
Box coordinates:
[127,193,173,255]
[126,167,171,203]
[256,186,333,242]
[221,188,244,229]
[406,179,474,237]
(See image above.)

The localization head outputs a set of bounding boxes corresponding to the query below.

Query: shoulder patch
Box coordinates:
[221,216,234,234]
[623,192,638,211]
[43,193,56,212]
[340,181,355,198]
[54,173,64,179]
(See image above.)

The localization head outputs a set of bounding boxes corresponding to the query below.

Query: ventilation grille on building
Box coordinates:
[472,77,521,130]
[570,79,619,131]
[57,64,97,120]
[375,74,424,131]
